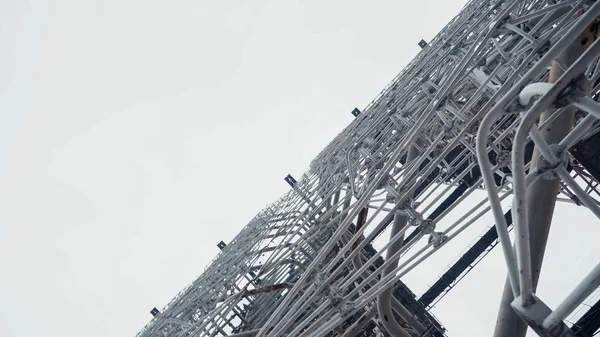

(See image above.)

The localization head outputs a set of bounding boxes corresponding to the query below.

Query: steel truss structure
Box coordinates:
[136,1,600,336]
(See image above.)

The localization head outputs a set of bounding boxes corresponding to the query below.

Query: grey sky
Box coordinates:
[2,1,599,337]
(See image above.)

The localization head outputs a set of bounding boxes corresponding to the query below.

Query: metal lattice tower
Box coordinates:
[135,1,600,336]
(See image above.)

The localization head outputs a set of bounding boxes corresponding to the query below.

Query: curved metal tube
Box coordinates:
[348,155,425,336]
[350,246,425,334]
[376,144,423,337]
[375,215,412,337]
[476,108,521,296]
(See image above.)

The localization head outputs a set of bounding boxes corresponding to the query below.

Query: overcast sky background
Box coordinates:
[2,1,600,337]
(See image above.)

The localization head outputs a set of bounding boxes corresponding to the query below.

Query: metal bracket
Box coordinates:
[557,74,590,108]
[337,301,355,319]
[511,294,576,337]
[428,232,449,248]
[536,144,568,180]
[496,150,511,167]
[418,219,435,233]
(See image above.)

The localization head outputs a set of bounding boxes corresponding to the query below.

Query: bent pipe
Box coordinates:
[375,213,424,337]
[352,215,425,336]
[352,251,426,334]
[377,144,423,337]
[350,145,425,337]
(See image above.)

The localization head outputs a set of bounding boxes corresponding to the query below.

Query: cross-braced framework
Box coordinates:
[136,1,600,336]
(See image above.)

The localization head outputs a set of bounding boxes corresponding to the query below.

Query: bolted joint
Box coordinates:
[405,206,424,223]
[535,144,568,180]
[329,295,343,308]
[443,119,456,133]
[557,74,590,108]
[323,286,344,308]
[411,199,421,209]
[313,272,327,288]
[384,182,401,200]
[332,173,344,185]
[505,95,525,113]
[408,217,419,227]
[510,294,576,337]
[398,198,413,211]
[418,219,435,234]
[428,231,449,248]
[373,325,385,337]
[337,301,355,319]
[329,285,342,297]
[385,174,398,188]
[496,150,511,167]
[327,285,343,307]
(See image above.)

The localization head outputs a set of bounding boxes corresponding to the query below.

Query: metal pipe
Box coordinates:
[256,21,494,336]
[276,195,398,336]
[348,157,424,335]
[350,232,426,335]
[305,172,496,327]
[376,214,413,337]
[474,7,595,296]
[268,195,393,335]
[267,201,399,336]
[493,19,597,337]
[557,167,600,218]
[541,259,600,330]
[258,17,510,336]
[559,110,597,149]
[476,110,521,297]
[135,4,600,337]
[336,189,514,325]
[324,140,510,315]
[377,145,423,337]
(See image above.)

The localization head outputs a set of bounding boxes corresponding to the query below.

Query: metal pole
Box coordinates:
[492,26,596,337]
[377,144,421,337]
[349,153,423,335]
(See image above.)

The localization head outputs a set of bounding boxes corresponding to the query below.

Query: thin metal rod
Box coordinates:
[541,260,600,330]
[476,111,521,296]
[571,93,600,119]
[377,144,420,337]
[559,112,597,149]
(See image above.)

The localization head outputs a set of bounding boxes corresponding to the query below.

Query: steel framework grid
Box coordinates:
[135,1,600,336]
